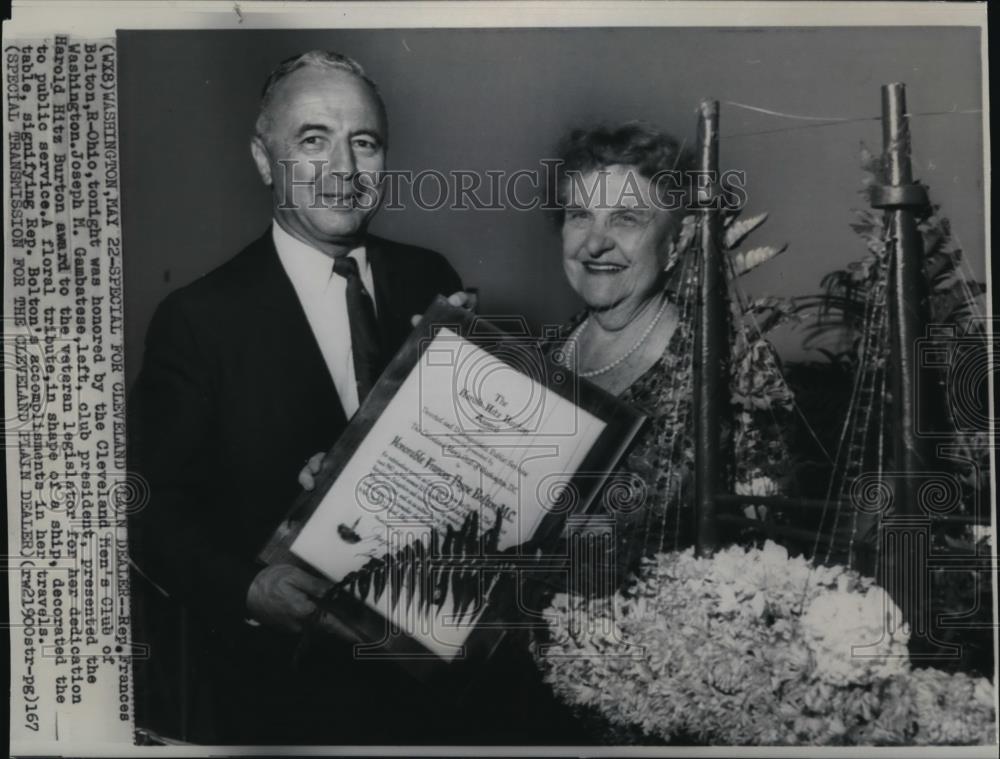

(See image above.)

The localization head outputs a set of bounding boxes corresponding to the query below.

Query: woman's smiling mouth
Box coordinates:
[583,262,627,274]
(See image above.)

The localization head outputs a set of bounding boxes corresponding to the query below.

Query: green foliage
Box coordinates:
[796,142,987,363]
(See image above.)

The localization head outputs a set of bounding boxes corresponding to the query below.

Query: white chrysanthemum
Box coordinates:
[801,587,909,686]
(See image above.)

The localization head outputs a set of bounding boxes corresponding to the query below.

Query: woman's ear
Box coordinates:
[250,135,273,186]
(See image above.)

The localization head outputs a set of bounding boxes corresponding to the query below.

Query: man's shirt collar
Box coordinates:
[271,221,369,289]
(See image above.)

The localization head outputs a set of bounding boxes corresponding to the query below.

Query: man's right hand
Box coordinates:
[246,564,362,645]
[246,564,331,633]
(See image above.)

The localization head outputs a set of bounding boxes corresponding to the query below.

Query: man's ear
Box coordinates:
[250,135,273,186]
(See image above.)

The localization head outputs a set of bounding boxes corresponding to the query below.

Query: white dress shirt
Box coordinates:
[272,222,377,419]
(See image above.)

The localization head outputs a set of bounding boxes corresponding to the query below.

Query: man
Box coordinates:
[128,51,464,744]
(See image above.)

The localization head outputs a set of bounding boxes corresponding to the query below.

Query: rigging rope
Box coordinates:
[721,104,981,140]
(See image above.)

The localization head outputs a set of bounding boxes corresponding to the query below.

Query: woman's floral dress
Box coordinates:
[546,306,715,594]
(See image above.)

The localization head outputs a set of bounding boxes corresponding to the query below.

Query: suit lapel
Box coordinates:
[247,227,349,431]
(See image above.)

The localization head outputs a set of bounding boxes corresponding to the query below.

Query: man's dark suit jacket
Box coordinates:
[128,228,462,744]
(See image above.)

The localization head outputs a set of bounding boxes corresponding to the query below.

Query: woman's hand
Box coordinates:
[410,290,474,327]
[298,451,326,491]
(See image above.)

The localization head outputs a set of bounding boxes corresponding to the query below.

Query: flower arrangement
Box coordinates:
[534,541,996,745]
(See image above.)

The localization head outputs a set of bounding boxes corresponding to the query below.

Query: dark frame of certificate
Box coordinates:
[259,296,645,684]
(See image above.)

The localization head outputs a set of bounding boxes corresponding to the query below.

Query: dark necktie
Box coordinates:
[332,255,382,403]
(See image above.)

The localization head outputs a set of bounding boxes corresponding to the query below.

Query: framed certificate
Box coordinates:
[260,297,645,680]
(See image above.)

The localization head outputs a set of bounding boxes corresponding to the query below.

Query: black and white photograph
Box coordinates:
[3,1,996,753]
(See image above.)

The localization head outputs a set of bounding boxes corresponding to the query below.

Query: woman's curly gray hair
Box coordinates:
[551,121,693,217]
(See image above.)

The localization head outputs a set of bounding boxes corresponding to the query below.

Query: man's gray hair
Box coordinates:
[254,50,386,141]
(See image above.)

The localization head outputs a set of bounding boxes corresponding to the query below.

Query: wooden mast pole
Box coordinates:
[872,82,932,627]
[878,83,932,500]
[694,99,728,556]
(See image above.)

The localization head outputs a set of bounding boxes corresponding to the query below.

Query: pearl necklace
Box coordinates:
[561,294,671,378]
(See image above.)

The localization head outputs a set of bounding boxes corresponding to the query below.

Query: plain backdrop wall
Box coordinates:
[118,27,985,387]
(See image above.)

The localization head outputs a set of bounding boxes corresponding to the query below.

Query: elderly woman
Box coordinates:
[465,122,703,741]
[464,123,703,742]
[551,122,700,583]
